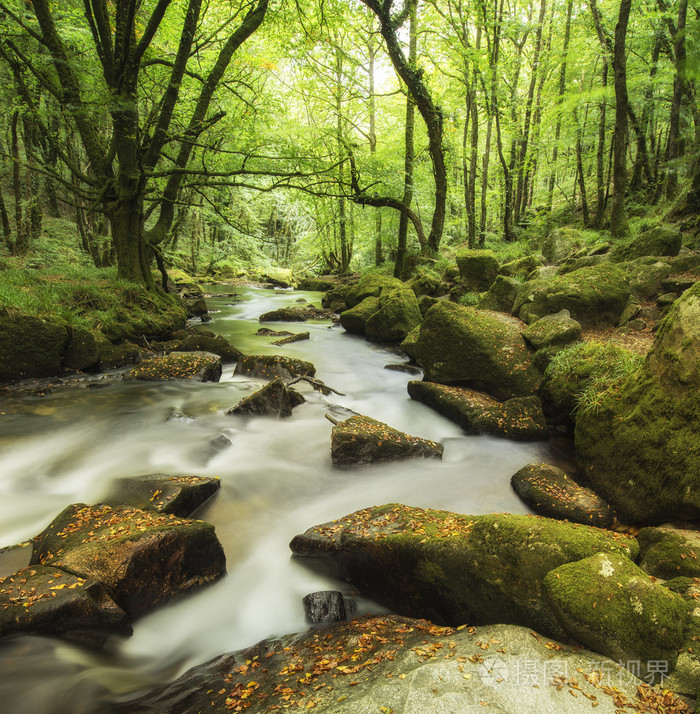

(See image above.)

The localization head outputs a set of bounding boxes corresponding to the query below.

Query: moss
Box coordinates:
[344,274,404,309]
[638,528,700,579]
[365,287,422,342]
[455,249,499,291]
[339,296,380,335]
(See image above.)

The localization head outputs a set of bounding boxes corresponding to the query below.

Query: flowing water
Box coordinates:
[0,286,555,713]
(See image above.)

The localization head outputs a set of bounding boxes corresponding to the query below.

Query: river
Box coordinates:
[0,286,554,713]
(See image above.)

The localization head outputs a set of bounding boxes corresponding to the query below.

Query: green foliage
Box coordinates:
[457,292,481,307]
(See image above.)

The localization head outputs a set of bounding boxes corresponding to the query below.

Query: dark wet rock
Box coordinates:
[233,354,315,380]
[226,378,303,418]
[543,552,690,682]
[541,228,584,264]
[331,415,443,466]
[575,281,700,522]
[30,503,226,618]
[409,301,541,400]
[166,407,195,423]
[477,275,521,313]
[290,505,638,638]
[637,527,700,580]
[0,312,68,382]
[384,363,422,375]
[256,327,293,336]
[124,351,222,382]
[258,305,335,321]
[514,264,631,327]
[522,309,582,350]
[365,287,422,342]
[303,590,347,624]
[106,615,692,714]
[498,254,546,279]
[0,542,31,578]
[207,432,233,453]
[102,475,221,517]
[610,226,683,263]
[272,331,310,346]
[0,565,131,648]
[510,463,612,527]
[64,327,100,372]
[455,248,499,291]
[260,275,291,289]
[408,381,548,441]
[172,331,242,361]
[338,296,380,335]
[98,340,144,370]
[344,273,403,309]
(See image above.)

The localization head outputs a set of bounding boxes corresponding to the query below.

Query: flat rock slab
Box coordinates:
[234,354,316,380]
[290,504,637,639]
[331,415,443,466]
[259,306,335,321]
[226,378,303,418]
[0,564,131,648]
[272,331,310,346]
[102,475,221,517]
[638,527,700,579]
[124,351,222,382]
[408,381,549,441]
[106,616,694,714]
[511,463,612,527]
[31,504,226,618]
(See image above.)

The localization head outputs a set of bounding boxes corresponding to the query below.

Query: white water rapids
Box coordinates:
[0,286,555,713]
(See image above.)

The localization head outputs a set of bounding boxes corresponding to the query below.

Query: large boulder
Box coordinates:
[522,310,582,350]
[409,301,542,400]
[344,273,403,309]
[0,312,68,382]
[124,351,222,382]
[575,281,700,522]
[171,330,242,361]
[226,378,303,418]
[541,228,584,264]
[0,565,131,648]
[106,616,692,714]
[637,527,700,580]
[513,264,631,327]
[407,381,548,441]
[610,226,683,262]
[233,354,315,380]
[296,275,340,291]
[498,254,546,279]
[331,415,443,466]
[290,505,638,638]
[511,463,612,527]
[455,248,499,291]
[63,327,100,372]
[258,305,335,321]
[543,552,690,682]
[338,296,380,335]
[30,503,226,618]
[477,275,521,313]
[365,287,422,342]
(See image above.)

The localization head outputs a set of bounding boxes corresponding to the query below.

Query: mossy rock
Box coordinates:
[233,354,315,380]
[321,285,350,312]
[638,527,700,579]
[226,378,302,418]
[344,273,403,309]
[511,463,612,527]
[406,272,441,297]
[543,552,690,682]
[338,296,380,335]
[498,255,546,279]
[258,305,336,321]
[558,253,610,275]
[408,381,548,441]
[0,312,68,382]
[610,226,683,263]
[30,503,226,618]
[417,294,440,316]
[410,301,541,400]
[331,415,443,466]
[617,257,674,301]
[575,282,700,522]
[172,331,242,361]
[541,228,584,264]
[365,287,422,342]
[0,565,131,648]
[97,340,144,371]
[399,325,421,359]
[477,275,521,313]
[522,310,582,350]
[124,351,222,382]
[514,264,631,327]
[455,249,499,291]
[662,579,700,696]
[296,276,339,291]
[63,326,100,372]
[102,475,221,518]
[290,505,638,638]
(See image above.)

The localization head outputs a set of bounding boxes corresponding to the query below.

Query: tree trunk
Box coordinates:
[666,0,687,199]
[367,19,384,266]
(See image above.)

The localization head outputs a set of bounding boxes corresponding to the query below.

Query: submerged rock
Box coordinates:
[510,463,612,527]
[272,331,310,345]
[226,378,303,418]
[331,415,443,466]
[30,504,226,618]
[302,590,347,624]
[102,474,221,517]
[124,351,222,382]
[408,381,548,441]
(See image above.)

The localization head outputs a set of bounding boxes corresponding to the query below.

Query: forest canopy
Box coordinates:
[0,0,697,283]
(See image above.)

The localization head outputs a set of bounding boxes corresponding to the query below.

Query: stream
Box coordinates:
[0,286,555,713]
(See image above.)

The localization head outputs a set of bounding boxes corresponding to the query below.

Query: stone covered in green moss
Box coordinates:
[498,254,546,279]
[455,248,499,291]
[344,273,404,309]
[522,310,582,350]
[226,378,300,418]
[541,228,584,264]
[63,327,100,372]
[31,503,226,618]
[408,381,548,441]
[233,354,315,380]
[290,505,638,638]
[543,552,690,681]
[410,301,541,400]
[610,226,683,262]
[172,330,242,361]
[97,340,143,370]
[575,282,700,522]
[513,264,631,327]
[321,284,350,312]
[125,351,222,382]
[638,527,700,579]
[477,275,521,313]
[339,296,380,335]
[258,305,335,321]
[406,272,441,297]
[511,463,612,527]
[331,416,443,466]
[365,287,422,342]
